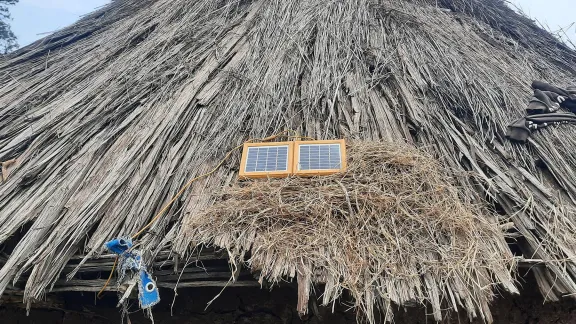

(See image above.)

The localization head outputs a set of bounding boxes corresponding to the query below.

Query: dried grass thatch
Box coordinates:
[0,0,575,321]
[186,141,517,322]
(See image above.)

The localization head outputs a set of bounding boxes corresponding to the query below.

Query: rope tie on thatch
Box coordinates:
[98,130,315,307]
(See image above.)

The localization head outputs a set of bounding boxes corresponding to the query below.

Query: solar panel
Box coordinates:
[244,145,289,173]
[298,143,342,171]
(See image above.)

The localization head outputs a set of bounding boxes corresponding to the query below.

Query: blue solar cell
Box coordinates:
[298,144,341,171]
[245,145,289,173]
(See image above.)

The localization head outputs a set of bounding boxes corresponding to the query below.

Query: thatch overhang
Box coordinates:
[1,0,576,322]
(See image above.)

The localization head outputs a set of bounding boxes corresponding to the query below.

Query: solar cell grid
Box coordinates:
[298,144,341,170]
[244,145,289,173]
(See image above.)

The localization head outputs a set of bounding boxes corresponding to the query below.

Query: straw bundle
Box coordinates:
[186,141,516,323]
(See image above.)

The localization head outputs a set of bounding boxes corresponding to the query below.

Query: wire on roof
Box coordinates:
[97,130,315,296]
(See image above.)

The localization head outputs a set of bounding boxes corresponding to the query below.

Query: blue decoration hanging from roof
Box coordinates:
[104,237,160,310]
[139,270,161,308]
[105,237,133,254]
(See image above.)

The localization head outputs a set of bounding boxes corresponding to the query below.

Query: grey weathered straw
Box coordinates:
[0,0,576,323]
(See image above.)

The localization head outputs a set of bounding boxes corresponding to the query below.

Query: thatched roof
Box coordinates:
[188,140,517,323]
[1,0,576,321]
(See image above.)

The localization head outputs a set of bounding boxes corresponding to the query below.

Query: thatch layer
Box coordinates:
[186,141,516,322]
[0,0,575,320]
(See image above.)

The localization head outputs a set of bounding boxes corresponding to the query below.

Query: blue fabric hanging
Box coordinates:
[104,238,160,310]
[139,270,161,308]
[104,238,133,254]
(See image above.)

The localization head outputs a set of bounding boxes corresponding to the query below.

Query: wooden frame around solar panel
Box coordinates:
[293,139,347,176]
[239,142,294,179]
[239,140,347,179]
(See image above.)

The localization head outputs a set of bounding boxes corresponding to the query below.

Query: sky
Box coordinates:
[509,0,575,45]
[11,0,110,47]
[6,0,576,48]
